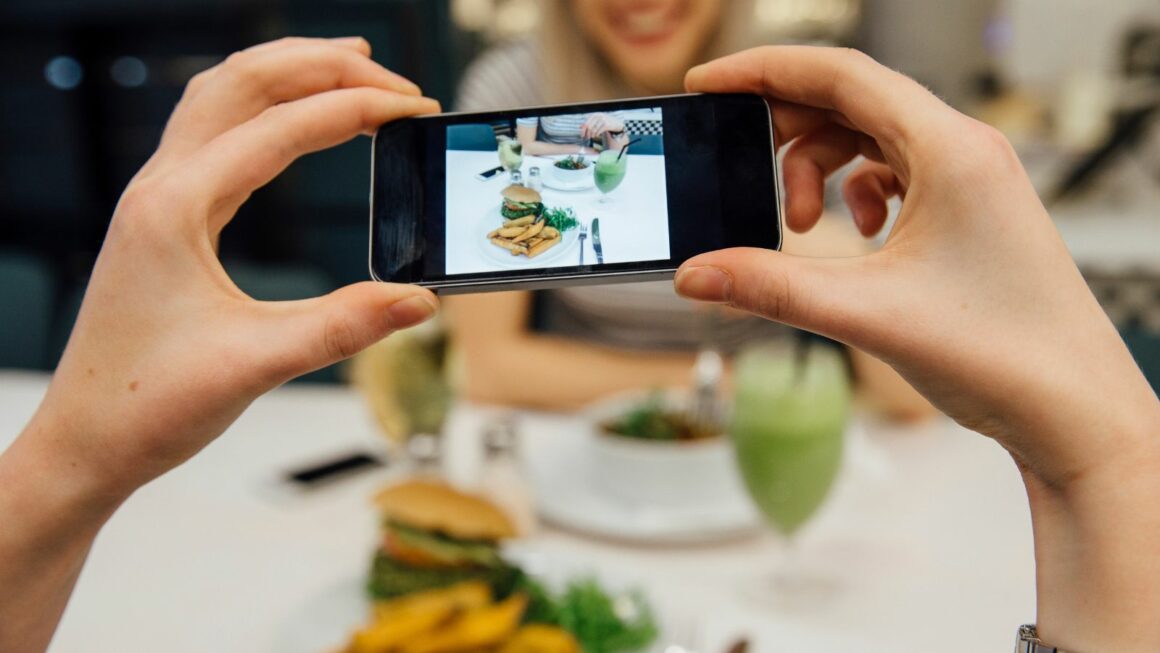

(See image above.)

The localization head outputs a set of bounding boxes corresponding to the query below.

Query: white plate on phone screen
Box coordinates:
[474,208,579,269]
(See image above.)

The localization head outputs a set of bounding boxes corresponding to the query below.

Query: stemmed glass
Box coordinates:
[730,336,851,600]
[497,136,524,183]
[593,148,627,204]
[351,317,454,474]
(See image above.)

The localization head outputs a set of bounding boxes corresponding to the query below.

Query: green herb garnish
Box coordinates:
[554,155,590,170]
[542,205,580,233]
[518,576,658,653]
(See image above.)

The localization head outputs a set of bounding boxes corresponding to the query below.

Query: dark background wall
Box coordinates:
[0,0,480,377]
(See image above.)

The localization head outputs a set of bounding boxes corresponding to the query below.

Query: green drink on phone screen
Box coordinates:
[731,341,850,535]
[594,149,627,200]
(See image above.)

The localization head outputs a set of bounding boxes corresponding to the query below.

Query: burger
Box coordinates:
[368,479,522,600]
[500,184,543,221]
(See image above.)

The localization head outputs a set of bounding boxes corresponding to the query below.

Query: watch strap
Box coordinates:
[1015,625,1073,653]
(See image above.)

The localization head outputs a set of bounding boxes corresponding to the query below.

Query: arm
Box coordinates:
[515,122,590,156]
[443,292,697,411]
[680,47,1160,650]
[0,37,441,653]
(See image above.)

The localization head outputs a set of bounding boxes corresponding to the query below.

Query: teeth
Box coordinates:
[623,8,671,36]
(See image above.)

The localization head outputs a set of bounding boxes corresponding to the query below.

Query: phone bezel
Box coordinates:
[369,93,780,293]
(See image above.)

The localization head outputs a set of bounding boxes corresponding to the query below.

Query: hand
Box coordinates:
[677,46,1160,650]
[26,37,442,502]
[580,112,624,140]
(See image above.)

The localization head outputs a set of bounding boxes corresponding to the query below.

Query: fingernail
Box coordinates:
[387,296,437,328]
[675,266,733,303]
[332,36,368,47]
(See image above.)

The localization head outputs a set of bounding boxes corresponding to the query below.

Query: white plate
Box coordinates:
[542,173,595,192]
[270,551,691,653]
[475,207,580,269]
[524,418,764,545]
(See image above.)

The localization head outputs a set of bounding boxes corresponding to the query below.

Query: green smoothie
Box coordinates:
[594,149,627,195]
[730,343,851,535]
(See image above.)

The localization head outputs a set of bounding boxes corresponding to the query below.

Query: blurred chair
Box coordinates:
[447,124,497,151]
[627,133,664,156]
[0,252,56,370]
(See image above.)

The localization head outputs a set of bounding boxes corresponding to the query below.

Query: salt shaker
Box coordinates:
[478,417,537,534]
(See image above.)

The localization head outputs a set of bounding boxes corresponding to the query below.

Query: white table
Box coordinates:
[443,151,672,276]
[0,372,1035,653]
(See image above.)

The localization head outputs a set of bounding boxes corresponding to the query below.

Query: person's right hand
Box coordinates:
[677,47,1160,650]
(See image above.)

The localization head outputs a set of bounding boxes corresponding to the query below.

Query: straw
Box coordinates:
[616,138,642,162]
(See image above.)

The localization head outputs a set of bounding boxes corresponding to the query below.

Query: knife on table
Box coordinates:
[591,218,604,264]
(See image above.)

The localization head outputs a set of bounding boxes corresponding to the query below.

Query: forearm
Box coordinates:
[1023,404,1160,651]
[0,414,125,652]
[461,334,697,411]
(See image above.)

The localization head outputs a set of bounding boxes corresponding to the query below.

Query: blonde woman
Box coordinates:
[445,0,935,420]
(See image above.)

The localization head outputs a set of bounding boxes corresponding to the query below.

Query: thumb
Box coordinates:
[674,247,882,347]
[260,281,438,382]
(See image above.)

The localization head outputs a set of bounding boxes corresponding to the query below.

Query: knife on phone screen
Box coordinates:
[592,218,604,264]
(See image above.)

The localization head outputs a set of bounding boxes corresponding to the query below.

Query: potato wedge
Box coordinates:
[503,216,536,228]
[401,594,528,653]
[498,225,528,238]
[512,220,545,244]
[540,226,560,239]
[486,229,500,239]
[498,625,581,653]
[491,237,528,255]
[526,236,559,259]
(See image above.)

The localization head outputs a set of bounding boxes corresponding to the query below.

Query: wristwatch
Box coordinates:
[1015,625,1073,652]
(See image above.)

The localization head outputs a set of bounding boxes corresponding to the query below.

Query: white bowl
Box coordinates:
[583,390,749,509]
[550,158,592,184]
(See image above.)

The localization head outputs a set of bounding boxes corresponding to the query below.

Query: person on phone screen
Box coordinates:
[441,0,937,420]
[515,112,632,156]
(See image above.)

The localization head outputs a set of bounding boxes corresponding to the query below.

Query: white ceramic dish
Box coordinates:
[523,391,763,544]
[271,551,692,653]
[475,208,579,269]
[585,390,746,509]
[550,158,593,185]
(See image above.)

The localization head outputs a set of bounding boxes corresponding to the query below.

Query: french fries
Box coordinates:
[488,216,562,259]
[343,583,568,653]
[527,238,559,259]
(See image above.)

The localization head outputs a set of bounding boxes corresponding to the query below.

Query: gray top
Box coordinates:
[455,41,788,353]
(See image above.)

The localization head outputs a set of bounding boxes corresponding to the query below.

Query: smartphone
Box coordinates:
[370,93,780,294]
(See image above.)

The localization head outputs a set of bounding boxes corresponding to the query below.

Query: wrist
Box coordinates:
[1,407,130,541]
[1022,421,1160,651]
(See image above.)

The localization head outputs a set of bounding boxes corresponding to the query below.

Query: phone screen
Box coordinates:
[371,94,780,293]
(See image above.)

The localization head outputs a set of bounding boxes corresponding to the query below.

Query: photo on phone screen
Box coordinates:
[445,107,670,276]
[370,94,780,293]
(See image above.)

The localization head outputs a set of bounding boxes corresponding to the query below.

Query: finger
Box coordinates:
[259,282,439,382]
[673,247,886,347]
[782,124,884,232]
[182,88,439,232]
[686,46,955,167]
[843,160,903,237]
[155,41,422,165]
[244,35,371,57]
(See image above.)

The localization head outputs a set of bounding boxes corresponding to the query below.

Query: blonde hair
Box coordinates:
[536,0,759,104]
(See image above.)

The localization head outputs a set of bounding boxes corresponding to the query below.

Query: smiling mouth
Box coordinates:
[614,6,681,46]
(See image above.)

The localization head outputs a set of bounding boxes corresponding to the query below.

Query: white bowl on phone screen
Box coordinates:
[550,157,592,184]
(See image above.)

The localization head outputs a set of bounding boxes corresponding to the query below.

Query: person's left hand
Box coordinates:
[25,37,442,502]
[580,112,625,140]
